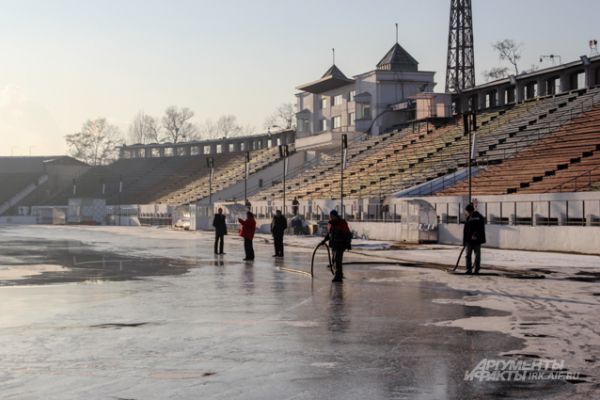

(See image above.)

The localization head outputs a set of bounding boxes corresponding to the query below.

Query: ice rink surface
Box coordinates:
[0,225,598,399]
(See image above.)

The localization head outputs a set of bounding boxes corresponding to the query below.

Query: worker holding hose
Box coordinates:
[320,210,352,283]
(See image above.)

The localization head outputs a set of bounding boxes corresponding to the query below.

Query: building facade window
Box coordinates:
[357,103,372,120]
[321,97,328,109]
[320,119,328,132]
[348,112,355,126]
[203,145,211,155]
[333,94,343,106]
[349,90,356,102]
[229,143,235,152]
[332,116,342,129]
[298,118,311,133]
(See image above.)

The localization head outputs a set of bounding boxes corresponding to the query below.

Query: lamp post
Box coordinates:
[244,151,250,204]
[340,134,347,217]
[207,157,214,206]
[464,110,477,205]
[118,174,123,226]
[279,144,289,216]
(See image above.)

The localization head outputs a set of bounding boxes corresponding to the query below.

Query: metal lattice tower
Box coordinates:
[445,0,475,93]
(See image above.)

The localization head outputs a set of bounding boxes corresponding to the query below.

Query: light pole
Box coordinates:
[464,110,477,205]
[207,157,214,206]
[464,113,471,204]
[279,144,289,216]
[340,134,347,217]
[118,174,123,226]
[244,151,250,204]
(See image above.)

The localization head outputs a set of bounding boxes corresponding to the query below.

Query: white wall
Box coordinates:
[349,221,437,243]
[0,216,37,224]
[439,223,600,255]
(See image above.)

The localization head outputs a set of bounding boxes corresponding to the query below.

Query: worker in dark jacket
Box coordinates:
[238,211,256,261]
[463,203,486,274]
[292,197,299,216]
[271,210,287,257]
[212,207,227,255]
[321,210,352,283]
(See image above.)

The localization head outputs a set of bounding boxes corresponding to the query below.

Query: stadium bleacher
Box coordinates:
[253,87,600,202]
[42,146,285,206]
[156,146,284,205]
[441,89,600,195]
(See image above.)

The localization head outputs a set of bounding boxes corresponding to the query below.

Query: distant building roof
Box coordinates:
[296,64,355,94]
[0,156,88,174]
[376,43,419,72]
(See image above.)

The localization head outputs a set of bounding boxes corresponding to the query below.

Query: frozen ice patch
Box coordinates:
[282,320,320,328]
[0,264,68,280]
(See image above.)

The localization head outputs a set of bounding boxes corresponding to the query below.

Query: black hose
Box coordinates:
[310,242,333,278]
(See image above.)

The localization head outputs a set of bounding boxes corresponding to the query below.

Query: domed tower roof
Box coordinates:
[376,42,419,72]
[296,64,355,94]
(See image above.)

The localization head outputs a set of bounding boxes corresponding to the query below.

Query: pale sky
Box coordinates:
[1,0,598,156]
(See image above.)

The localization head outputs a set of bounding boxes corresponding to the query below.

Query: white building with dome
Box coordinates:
[295,40,438,142]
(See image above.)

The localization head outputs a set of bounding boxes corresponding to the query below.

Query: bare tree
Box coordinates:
[263,113,278,130]
[216,115,243,138]
[198,118,217,140]
[264,102,295,130]
[241,123,255,136]
[161,106,197,143]
[128,111,161,144]
[482,66,510,82]
[492,39,522,75]
[276,103,295,129]
[65,118,122,166]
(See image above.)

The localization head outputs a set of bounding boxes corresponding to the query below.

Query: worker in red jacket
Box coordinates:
[321,210,352,283]
[238,211,256,261]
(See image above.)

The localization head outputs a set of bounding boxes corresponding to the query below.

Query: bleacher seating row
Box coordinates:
[156,146,284,205]
[43,146,283,206]
[442,100,600,195]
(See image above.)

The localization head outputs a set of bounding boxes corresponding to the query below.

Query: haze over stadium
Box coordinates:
[1,0,599,156]
[1,1,600,399]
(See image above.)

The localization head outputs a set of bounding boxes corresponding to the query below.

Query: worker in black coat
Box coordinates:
[212,208,227,255]
[271,210,287,257]
[463,203,486,274]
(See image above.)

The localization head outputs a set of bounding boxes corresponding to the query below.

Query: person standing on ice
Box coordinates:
[238,211,256,261]
[270,210,287,257]
[321,210,352,283]
[463,203,486,274]
[212,207,227,255]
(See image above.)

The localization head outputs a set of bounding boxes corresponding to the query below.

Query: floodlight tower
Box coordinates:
[445,0,476,93]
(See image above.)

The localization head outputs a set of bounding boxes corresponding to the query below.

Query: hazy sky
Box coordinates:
[1,0,598,156]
